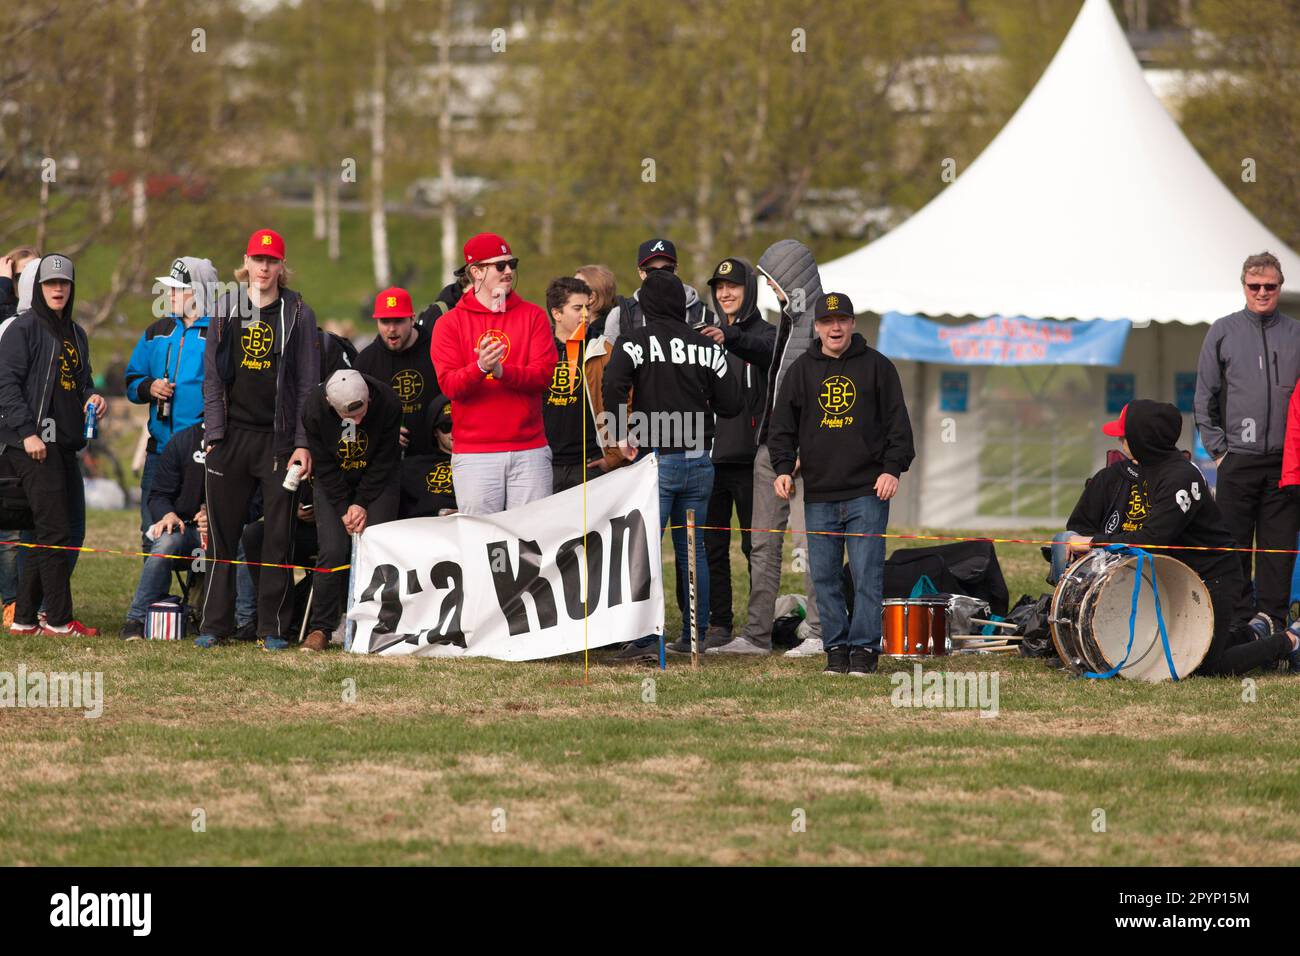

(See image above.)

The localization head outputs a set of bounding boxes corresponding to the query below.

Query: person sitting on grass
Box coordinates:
[1067,399,1299,676]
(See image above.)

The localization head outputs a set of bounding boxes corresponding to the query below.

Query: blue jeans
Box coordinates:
[127,526,200,622]
[0,529,19,605]
[235,541,257,628]
[655,452,713,641]
[139,451,161,539]
[806,494,889,651]
[1047,531,1073,586]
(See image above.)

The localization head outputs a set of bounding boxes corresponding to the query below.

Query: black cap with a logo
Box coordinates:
[637,238,677,267]
[814,292,855,320]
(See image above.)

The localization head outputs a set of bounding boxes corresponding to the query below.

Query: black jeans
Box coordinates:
[201,427,300,638]
[1198,572,1292,675]
[1214,451,1300,624]
[7,444,78,626]
[310,484,399,633]
[552,463,586,494]
[704,462,754,632]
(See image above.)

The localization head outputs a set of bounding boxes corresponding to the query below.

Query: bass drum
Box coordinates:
[1049,549,1213,682]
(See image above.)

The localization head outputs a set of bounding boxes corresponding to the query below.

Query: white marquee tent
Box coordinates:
[785,0,1300,528]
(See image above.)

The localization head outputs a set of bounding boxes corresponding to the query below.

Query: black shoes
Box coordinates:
[824,646,850,674]
[848,647,878,676]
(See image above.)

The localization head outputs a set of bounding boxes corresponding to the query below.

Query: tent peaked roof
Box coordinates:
[817,0,1298,325]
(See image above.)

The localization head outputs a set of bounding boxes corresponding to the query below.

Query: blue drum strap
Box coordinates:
[1082,545,1178,681]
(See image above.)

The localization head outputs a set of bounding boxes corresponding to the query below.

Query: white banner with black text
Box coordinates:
[346,454,664,659]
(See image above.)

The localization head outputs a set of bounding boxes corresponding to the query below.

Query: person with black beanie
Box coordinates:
[0,253,107,636]
[602,269,743,661]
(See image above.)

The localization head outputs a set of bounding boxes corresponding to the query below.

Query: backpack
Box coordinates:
[618,292,710,334]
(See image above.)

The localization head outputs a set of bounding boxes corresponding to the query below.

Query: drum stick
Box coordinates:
[952,633,1022,643]
[968,618,1019,631]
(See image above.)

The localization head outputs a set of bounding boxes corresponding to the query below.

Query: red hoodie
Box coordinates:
[430,289,554,453]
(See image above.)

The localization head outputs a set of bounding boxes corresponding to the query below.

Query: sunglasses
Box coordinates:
[437,421,453,434]
[479,258,518,273]
[1246,283,1279,292]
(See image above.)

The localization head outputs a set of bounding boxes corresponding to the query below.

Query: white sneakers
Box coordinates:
[783,637,824,658]
[705,637,770,655]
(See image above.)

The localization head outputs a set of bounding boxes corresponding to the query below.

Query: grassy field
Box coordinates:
[1,510,1299,866]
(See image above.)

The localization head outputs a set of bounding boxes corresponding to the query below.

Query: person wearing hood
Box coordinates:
[0,248,40,619]
[355,287,439,455]
[769,293,914,675]
[0,246,39,321]
[197,228,320,650]
[743,238,826,658]
[1194,252,1300,637]
[696,256,775,654]
[602,269,744,661]
[1070,399,1299,676]
[417,266,469,330]
[0,253,107,637]
[430,232,556,515]
[125,255,218,542]
[601,238,713,343]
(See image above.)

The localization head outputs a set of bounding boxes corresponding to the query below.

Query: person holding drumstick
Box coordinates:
[1066,399,1298,676]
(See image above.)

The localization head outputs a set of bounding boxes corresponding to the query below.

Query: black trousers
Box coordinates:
[310,484,399,633]
[7,444,77,626]
[1214,452,1300,623]
[201,427,299,638]
[704,462,754,632]
[1199,572,1292,675]
[552,463,585,494]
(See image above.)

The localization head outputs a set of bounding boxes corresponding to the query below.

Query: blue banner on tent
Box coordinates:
[940,372,968,412]
[1106,373,1135,413]
[877,312,1129,366]
[1175,372,1197,413]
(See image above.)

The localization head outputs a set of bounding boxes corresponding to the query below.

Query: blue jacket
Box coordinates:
[125,314,209,452]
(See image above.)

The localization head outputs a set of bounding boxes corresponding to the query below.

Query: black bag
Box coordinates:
[1007,593,1056,659]
[882,540,1009,616]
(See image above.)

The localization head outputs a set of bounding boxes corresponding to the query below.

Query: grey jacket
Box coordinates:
[203,286,321,456]
[604,283,709,343]
[755,239,822,446]
[1194,307,1300,458]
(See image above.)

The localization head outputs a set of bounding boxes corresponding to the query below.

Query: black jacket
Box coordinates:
[1092,399,1237,582]
[204,286,320,456]
[709,259,775,465]
[400,394,455,517]
[0,279,92,452]
[1067,457,1148,537]
[0,276,17,321]
[768,334,914,502]
[302,373,402,512]
[602,274,743,455]
[147,424,207,523]
[416,282,463,329]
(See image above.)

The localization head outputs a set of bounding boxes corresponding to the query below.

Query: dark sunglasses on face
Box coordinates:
[485,258,518,273]
[437,421,453,434]
[1246,283,1279,292]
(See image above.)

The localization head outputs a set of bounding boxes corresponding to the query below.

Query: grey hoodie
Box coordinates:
[603,283,709,343]
[172,256,220,318]
[15,258,39,313]
[755,239,822,445]
[1194,307,1300,458]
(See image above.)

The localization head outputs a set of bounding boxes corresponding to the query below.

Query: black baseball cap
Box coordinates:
[637,238,677,267]
[815,292,855,321]
[708,258,746,285]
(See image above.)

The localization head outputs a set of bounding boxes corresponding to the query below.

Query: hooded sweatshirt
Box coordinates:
[400,394,457,517]
[429,288,554,453]
[602,271,743,455]
[755,239,822,446]
[0,259,41,347]
[355,321,439,455]
[124,257,218,452]
[709,258,775,465]
[0,257,92,452]
[301,372,403,512]
[768,333,914,502]
[1067,456,1148,537]
[603,283,710,343]
[1195,306,1300,458]
[1092,399,1237,582]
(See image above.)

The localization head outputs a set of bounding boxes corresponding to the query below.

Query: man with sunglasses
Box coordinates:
[430,233,555,515]
[1195,251,1300,641]
[602,238,713,343]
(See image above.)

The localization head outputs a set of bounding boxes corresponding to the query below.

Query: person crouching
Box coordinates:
[300,369,402,651]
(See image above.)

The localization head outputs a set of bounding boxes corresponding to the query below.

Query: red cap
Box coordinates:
[1102,404,1127,438]
[373,287,415,319]
[246,228,286,260]
[463,232,512,267]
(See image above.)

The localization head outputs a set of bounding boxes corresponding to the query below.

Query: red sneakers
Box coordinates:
[41,619,101,637]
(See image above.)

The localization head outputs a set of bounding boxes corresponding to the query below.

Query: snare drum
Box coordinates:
[882,598,949,657]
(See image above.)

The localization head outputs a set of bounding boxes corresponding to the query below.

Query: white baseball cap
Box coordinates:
[325,370,369,416]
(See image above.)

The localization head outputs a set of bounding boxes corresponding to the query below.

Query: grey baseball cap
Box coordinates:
[37,253,74,283]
